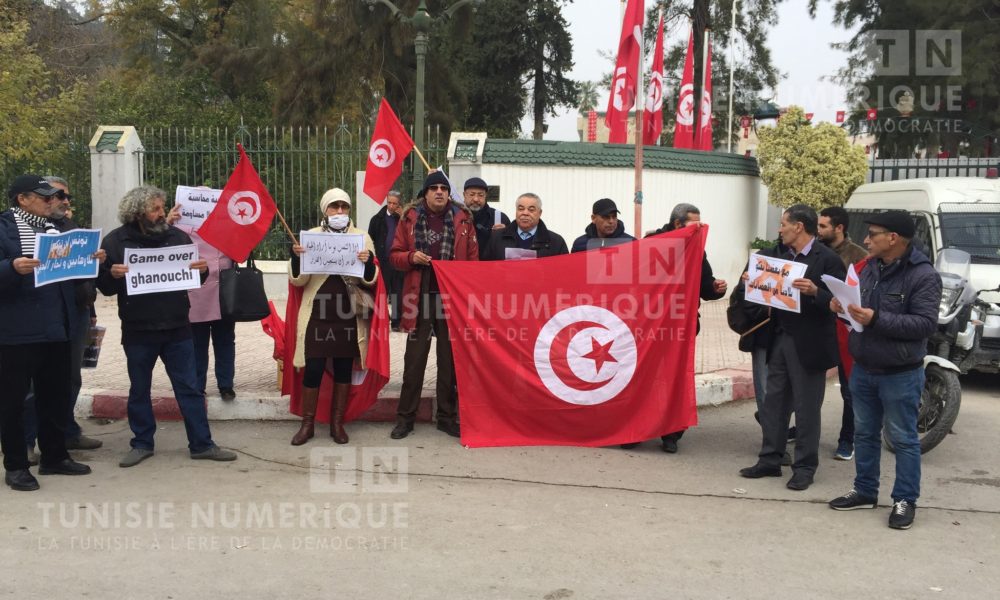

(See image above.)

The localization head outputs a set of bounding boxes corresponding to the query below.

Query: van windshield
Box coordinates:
[939,212,1000,264]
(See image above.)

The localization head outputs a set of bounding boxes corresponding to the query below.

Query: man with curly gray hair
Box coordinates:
[97,186,237,468]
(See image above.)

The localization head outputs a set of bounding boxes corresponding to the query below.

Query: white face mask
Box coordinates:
[327,214,349,230]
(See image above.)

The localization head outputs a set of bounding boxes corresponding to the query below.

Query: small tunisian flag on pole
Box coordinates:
[642,12,665,146]
[605,0,645,143]
[673,28,696,149]
[197,144,277,263]
[434,225,708,447]
[694,33,714,151]
[363,99,414,204]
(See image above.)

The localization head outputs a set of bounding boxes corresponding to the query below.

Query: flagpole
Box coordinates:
[727,1,739,153]
[274,208,299,246]
[700,29,710,150]
[633,7,644,238]
[411,144,433,172]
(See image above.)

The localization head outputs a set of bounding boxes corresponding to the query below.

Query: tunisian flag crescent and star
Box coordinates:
[433,225,708,448]
[363,99,415,204]
[197,143,277,263]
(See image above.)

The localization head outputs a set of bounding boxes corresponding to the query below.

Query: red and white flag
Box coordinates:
[673,29,696,149]
[835,110,846,123]
[197,144,276,263]
[363,99,414,204]
[433,226,708,447]
[642,12,665,146]
[694,34,714,151]
[605,0,645,144]
[866,108,878,121]
[282,264,390,424]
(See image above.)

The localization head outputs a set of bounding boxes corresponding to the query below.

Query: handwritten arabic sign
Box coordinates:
[300,231,365,277]
[34,228,102,287]
[745,253,808,314]
[174,186,223,229]
[124,244,201,295]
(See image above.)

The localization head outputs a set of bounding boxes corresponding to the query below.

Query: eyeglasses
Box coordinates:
[427,184,449,192]
[866,229,890,239]
[54,191,73,201]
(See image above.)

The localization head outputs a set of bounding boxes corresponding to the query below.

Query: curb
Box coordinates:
[78,369,755,423]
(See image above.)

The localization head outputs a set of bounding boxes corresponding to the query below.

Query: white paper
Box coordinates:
[821,273,865,332]
[300,231,365,276]
[174,186,223,230]
[124,244,200,295]
[504,248,537,260]
[745,253,808,314]
[493,207,502,226]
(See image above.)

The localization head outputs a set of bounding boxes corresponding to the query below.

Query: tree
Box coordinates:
[577,81,599,113]
[526,0,578,139]
[757,107,868,209]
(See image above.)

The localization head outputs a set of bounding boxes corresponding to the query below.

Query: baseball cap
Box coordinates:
[8,174,60,201]
[865,210,915,238]
[592,198,619,217]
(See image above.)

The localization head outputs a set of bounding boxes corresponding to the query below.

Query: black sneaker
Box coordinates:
[829,489,878,511]
[219,388,236,401]
[888,500,916,530]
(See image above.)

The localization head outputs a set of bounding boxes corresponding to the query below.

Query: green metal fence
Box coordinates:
[135,123,446,259]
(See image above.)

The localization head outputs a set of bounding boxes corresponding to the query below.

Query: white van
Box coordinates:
[844,177,1000,300]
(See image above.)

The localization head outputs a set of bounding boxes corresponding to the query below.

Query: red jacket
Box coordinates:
[389,200,478,332]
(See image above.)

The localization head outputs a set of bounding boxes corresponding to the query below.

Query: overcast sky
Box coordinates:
[531,0,859,141]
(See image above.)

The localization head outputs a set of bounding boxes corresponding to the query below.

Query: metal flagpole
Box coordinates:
[727,1,739,153]
[633,7,644,238]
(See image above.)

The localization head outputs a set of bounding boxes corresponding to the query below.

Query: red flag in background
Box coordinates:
[835,110,846,123]
[283,262,390,424]
[363,99,415,204]
[605,0,645,143]
[197,144,276,262]
[673,29,696,149]
[433,226,708,448]
[642,12,665,146]
[694,34,714,151]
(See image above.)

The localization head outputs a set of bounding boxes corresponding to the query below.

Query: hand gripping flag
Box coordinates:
[433,225,708,447]
[673,29,696,149]
[604,0,645,144]
[642,12,665,146]
[197,144,277,262]
[282,262,390,424]
[363,99,415,204]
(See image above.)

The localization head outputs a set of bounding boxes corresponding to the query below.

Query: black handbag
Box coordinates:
[219,254,270,322]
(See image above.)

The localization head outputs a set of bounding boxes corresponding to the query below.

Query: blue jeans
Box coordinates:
[191,319,236,393]
[850,364,924,503]
[124,338,215,453]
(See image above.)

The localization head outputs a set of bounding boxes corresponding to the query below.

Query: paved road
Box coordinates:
[3,375,998,599]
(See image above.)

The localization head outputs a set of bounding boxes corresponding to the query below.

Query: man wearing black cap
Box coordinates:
[829,210,941,530]
[1,174,93,491]
[570,198,636,252]
[463,177,509,250]
[389,171,478,439]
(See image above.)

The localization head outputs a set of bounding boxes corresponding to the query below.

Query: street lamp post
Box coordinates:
[365,0,482,195]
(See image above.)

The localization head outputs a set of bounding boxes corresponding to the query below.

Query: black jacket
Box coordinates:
[97,223,207,333]
[482,220,568,261]
[471,205,510,250]
[848,246,941,372]
[570,221,636,252]
[647,223,725,334]
[0,210,77,344]
[729,243,786,352]
[367,205,398,266]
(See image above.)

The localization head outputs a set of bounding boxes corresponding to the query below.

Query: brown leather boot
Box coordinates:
[330,382,351,444]
[291,387,319,446]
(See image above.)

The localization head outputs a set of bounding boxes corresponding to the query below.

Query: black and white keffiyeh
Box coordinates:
[11,207,59,257]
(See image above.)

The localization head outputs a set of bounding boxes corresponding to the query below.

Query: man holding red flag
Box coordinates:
[197,144,276,263]
[363,99,415,204]
[605,0,644,144]
[642,12,665,146]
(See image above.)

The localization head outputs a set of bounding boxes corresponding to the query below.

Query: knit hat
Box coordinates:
[320,188,351,213]
[419,171,451,198]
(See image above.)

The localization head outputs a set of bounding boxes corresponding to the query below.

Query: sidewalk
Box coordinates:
[79,295,753,422]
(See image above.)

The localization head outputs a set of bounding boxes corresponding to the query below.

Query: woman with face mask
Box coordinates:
[287,188,378,445]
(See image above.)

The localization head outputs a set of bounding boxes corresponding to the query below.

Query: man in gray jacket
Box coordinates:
[828,211,941,530]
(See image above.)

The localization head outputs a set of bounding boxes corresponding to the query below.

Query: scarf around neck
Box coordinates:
[12,207,59,257]
[414,203,455,260]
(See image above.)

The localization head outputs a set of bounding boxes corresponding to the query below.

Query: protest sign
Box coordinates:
[822,264,865,332]
[745,253,808,313]
[300,231,365,277]
[33,228,101,287]
[174,186,223,230]
[124,244,200,295]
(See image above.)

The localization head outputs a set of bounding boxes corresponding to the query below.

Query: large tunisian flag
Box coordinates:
[433,225,708,447]
[363,99,414,204]
[604,0,645,143]
[197,144,276,262]
[281,265,391,423]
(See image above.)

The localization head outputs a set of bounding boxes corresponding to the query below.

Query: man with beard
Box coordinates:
[368,190,405,330]
[97,186,237,468]
[463,177,509,250]
[570,198,636,252]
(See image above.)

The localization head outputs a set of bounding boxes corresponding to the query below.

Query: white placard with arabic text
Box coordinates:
[300,231,365,277]
[174,186,223,230]
[745,253,808,314]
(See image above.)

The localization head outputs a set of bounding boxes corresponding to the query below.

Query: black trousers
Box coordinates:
[757,332,827,476]
[0,342,72,470]
[396,293,457,424]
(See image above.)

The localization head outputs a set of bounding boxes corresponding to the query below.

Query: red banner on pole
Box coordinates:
[642,12,665,146]
[433,226,708,447]
[673,29,696,149]
[605,0,645,144]
[363,99,415,204]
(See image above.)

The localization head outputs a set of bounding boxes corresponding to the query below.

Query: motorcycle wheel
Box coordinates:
[883,364,962,454]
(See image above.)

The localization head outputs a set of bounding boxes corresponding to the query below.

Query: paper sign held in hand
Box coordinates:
[745,253,807,314]
[300,231,365,277]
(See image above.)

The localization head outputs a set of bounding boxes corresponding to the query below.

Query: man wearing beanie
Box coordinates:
[463,177,509,250]
[829,210,941,530]
[389,171,478,439]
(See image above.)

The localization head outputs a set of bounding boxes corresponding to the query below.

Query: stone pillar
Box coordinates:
[89,126,143,237]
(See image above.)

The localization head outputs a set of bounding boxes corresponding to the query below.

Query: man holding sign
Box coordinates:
[740,204,845,491]
[97,186,237,468]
